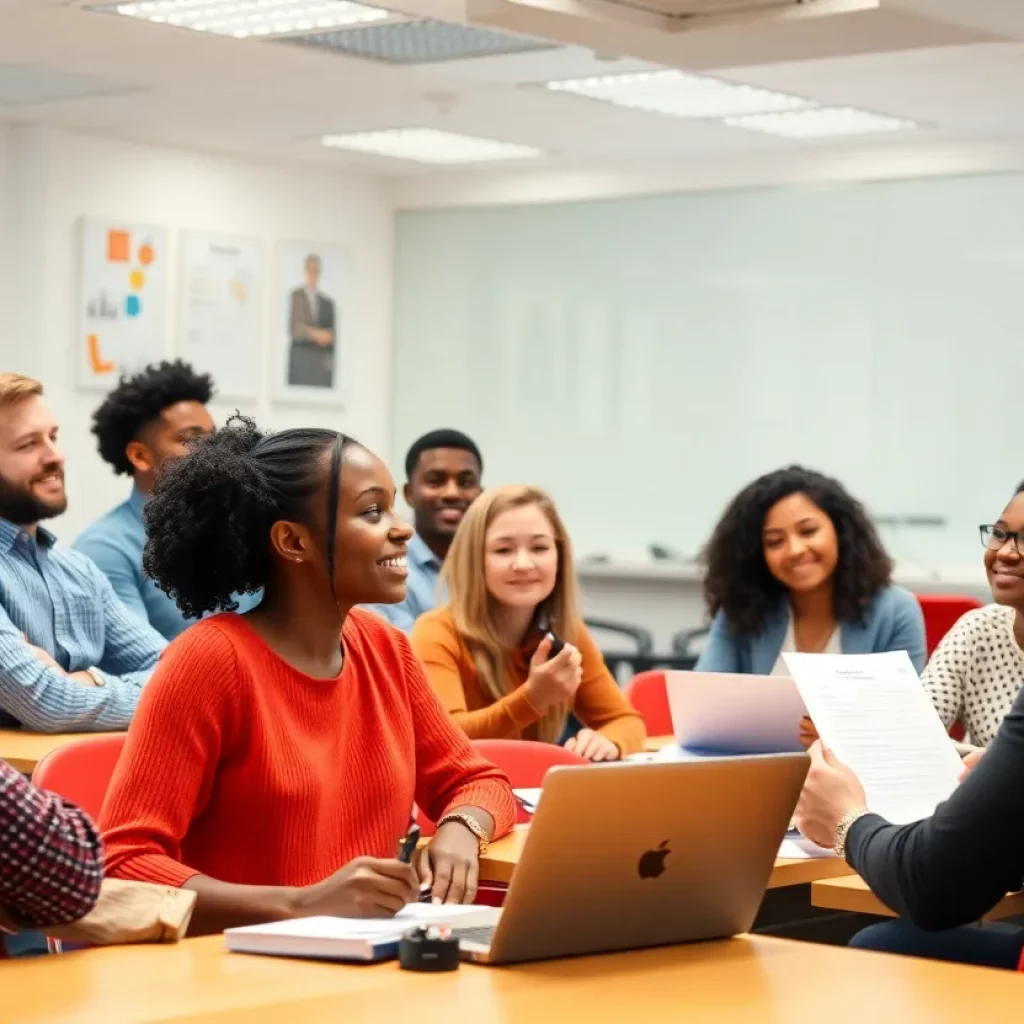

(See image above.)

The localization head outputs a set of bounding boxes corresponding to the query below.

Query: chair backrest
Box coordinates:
[473,740,588,826]
[31,734,127,819]
[472,739,588,788]
[413,741,588,835]
[624,670,672,736]
[916,594,985,658]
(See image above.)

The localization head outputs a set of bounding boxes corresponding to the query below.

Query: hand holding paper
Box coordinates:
[784,651,962,826]
[794,741,867,848]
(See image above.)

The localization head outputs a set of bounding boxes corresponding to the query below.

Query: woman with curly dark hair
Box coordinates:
[695,466,926,676]
[98,415,514,936]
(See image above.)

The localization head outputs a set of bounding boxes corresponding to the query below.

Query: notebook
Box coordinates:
[513,788,542,814]
[224,903,499,962]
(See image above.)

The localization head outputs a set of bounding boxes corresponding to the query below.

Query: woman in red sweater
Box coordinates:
[99,415,515,936]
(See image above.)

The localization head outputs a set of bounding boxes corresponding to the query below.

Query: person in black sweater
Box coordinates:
[795,686,1024,969]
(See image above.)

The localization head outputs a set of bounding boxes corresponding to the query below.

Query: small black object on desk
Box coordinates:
[399,925,460,972]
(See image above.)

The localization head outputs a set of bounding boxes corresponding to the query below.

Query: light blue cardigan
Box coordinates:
[694,584,927,675]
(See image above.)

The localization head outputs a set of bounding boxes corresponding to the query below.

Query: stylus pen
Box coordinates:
[397,823,421,864]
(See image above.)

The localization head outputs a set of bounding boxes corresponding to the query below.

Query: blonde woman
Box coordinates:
[410,485,645,761]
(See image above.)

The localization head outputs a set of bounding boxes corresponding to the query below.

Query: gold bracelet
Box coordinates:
[436,812,490,855]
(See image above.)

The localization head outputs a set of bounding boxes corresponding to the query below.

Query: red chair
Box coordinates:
[465,740,587,907]
[916,595,983,742]
[473,738,588,793]
[31,734,126,818]
[624,670,672,736]
[916,594,984,658]
[30,734,126,956]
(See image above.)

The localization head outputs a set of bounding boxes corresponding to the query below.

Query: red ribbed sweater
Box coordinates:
[100,610,515,888]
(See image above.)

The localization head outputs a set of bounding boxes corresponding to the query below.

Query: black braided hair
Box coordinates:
[142,414,357,619]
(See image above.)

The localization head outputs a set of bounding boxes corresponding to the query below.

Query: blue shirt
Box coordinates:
[694,585,928,676]
[74,487,260,642]
[0,519,166,733]
[364,532,442,633]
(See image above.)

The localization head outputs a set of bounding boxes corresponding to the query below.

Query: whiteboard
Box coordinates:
[391,174,1024,567]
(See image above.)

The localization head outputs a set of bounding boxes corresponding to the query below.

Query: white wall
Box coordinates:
[0,126,395,539]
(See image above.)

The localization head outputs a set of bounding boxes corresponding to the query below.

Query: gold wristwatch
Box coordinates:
[833,808,869,861]
[436,812,490,855]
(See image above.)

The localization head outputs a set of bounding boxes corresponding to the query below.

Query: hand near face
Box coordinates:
[794,741,867,849]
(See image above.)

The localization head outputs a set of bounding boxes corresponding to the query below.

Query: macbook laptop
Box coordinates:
[666,671,807,755]
[454,754,808,965]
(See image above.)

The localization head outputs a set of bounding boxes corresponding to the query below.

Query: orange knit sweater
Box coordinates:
[100,610,515,889]
[411,608,646,755]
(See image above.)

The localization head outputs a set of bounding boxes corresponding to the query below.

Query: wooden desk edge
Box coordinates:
[0,730,126,775]
[477,833,854,889]
[811,875,1024,921]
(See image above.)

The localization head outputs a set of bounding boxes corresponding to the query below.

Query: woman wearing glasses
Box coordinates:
[921,483,1024,754]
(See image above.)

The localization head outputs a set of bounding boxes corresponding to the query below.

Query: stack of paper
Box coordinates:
[782,651,962,825]
[225,903,498,962]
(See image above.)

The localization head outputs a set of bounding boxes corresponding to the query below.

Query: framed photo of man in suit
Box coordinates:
[275,241,347,405]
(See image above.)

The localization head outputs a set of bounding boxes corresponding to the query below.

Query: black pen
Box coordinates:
[397,822,421,864]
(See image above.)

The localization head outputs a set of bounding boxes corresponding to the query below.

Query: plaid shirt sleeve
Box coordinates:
[0,760,103,929]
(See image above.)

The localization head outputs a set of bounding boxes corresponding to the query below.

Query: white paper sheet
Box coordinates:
[779,836,836,860]
[783,651,962,824]
[513,788,542,813]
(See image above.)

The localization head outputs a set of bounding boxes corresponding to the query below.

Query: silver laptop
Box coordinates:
[455,755,808,965]
[666,671,807,755]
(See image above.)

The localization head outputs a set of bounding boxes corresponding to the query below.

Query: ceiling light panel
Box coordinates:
[283,21,555,63]
[545,70,810,119]
[92,1,389,39]
[725,107,920,139]
[321,129,543,164]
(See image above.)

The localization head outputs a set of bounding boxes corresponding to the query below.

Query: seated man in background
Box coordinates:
[75,360,259,640]
[366,429,483,632]
[0,373,165,732]
[0,758,103,952]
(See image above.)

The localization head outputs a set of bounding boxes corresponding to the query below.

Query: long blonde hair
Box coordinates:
[442,485,582,743]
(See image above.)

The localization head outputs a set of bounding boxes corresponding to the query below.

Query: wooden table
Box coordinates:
[0,729,123,774]
[7,932,1024,1024]
[479,827,853,888]
[813,874,1024,922]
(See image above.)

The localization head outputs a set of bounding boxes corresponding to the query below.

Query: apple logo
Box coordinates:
[637,839,671,880]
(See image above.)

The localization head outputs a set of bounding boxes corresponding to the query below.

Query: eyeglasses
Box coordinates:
[979,524,1024,556]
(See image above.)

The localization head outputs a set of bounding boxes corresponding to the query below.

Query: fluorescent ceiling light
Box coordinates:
[321,129,543,164]
[544,70,810,119]
[725,107,920,139]
[99,1,389,38]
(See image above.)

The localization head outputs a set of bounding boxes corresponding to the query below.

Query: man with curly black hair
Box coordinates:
[75,360,258,640]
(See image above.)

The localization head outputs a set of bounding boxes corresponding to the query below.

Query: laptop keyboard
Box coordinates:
[454,925,496,946]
